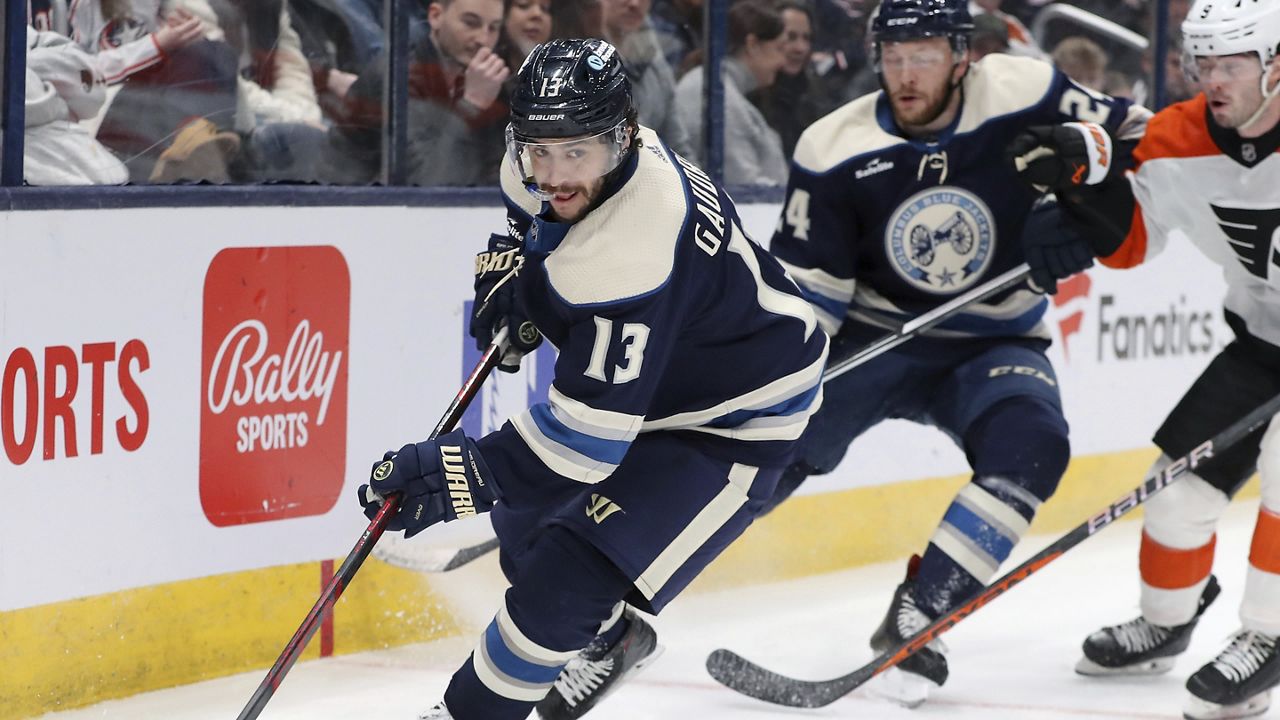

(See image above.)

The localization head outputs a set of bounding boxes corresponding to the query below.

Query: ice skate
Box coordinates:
[868,559,948,708]
[1182,629,1279,720]
[1077,575,1220,676]
[535,608,663,719]
[417,702,453,719]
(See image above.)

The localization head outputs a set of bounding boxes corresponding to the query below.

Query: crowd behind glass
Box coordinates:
[18,0,1189,187]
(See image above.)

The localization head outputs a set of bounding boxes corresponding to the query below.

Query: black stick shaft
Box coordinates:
[708,390,1280,708]
[822,264,1030,383]
[237,337,506,720]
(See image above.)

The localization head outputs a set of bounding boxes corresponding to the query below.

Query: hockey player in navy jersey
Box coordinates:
[1008,1,1280,717]
[357,38,829,720]
[763,0,1148,706]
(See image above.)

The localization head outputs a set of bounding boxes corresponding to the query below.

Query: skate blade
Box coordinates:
[1183,689,1271,720]
[631,644,665,675]
[1075,655,1177,677]
[868,666,936,708]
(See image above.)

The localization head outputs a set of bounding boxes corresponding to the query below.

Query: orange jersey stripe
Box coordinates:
[1140,531,1216,590]
[1250,507,1280,575]
[1131,95,1220,165]
[1100,204,1148,269]
[1103,96,1221,269]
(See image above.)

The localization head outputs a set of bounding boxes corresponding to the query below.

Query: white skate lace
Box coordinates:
[1211,631,1277,683]
[898,590,948,653]
[897,593,930,636]
[1112,618,1172,653]
[553,656,615,707]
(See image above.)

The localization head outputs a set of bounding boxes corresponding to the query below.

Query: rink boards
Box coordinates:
[0,203,1255,716]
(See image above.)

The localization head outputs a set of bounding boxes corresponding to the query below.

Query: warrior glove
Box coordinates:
[357,429,500,538]
[470,234,542,372]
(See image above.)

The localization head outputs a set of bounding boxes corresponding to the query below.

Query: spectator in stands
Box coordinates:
[970,0,1043,58]
[600,0,694,156]
[970,10,1010,60]
[751,0,831,159]
[650,0,701,77]
[329,0,510,185]
[500,0,553,70]
[24,26,128,185]
[289,0,429,123]
[169,0,326,183]
[676,0,788,185]
[30,0,240,183]
[1103,69,1135,100]
[550,0,604,39]
[1051,35,1108,91]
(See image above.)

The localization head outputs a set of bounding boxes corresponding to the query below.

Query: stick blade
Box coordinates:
[705,648,844,708]
[373,537,499,573]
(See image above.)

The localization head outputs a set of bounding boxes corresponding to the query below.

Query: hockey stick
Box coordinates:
[822,263,1031,383]
[374,534,502,573]
[373,265,1036,575]
[706,390,1280,709]
[236,330,509,720]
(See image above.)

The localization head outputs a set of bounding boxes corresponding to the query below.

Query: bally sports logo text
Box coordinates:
[200,246,350,526]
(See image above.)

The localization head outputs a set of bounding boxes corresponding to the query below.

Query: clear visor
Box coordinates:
[876,44,954,73]
[1181,50,1264,87]
[506,122,629,201]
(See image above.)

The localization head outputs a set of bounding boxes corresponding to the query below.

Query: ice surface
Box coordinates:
[41,499,1270,720]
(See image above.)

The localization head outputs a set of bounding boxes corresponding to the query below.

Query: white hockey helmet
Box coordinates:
[1182,0,1280,126]
[1182,0,1280,71]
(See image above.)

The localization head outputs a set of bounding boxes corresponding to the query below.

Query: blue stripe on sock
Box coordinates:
[941,501,1015,562]
[483,621,566,685]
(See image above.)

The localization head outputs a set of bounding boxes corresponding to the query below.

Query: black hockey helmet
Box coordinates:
[506,39,637,200]
[508,38,633,142]
[870,0,975,62]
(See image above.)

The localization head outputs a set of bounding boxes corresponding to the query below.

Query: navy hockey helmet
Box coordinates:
[506,39,637,199]
[870,0,975,63]
[508,38,633,142]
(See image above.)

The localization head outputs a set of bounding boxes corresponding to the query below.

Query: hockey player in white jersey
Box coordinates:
[1009,2,1280,718]
[357,38,827,720]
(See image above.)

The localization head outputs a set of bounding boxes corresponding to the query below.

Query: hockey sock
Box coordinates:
[1140,466,1228,626]
[915,398,1068,617]
[443,527,632,720]
[1242,505,1280,636]
[916,477,1034,617]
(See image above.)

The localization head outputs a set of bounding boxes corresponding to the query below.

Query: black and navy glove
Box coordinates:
[470,234,542,372]
[1021,198,1095,295]
[1006,122,1115,192]
[356,429,500,538]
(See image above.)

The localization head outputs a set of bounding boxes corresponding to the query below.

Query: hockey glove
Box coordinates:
[1006,122,1114,192]
[356,429,500,538]
[1021,198,1095,295]
[470,233,542,372]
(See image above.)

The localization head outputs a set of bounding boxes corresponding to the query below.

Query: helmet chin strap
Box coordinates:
[1238,62,1280,134]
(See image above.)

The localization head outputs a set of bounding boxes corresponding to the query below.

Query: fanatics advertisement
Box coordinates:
[0,204,1228,610]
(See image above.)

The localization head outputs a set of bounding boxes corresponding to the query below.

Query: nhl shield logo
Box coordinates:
[886,186,995,294]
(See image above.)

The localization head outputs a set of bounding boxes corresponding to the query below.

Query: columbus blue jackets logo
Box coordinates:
[886,187,995,294]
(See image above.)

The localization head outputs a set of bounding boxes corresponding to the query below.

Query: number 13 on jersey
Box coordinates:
[586,317,650,384]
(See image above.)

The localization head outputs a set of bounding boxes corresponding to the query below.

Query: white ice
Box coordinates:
[42,498,1271,720]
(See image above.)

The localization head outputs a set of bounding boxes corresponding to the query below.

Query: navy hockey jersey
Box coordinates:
[476,127,830,496]
[773,53,1148,340]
